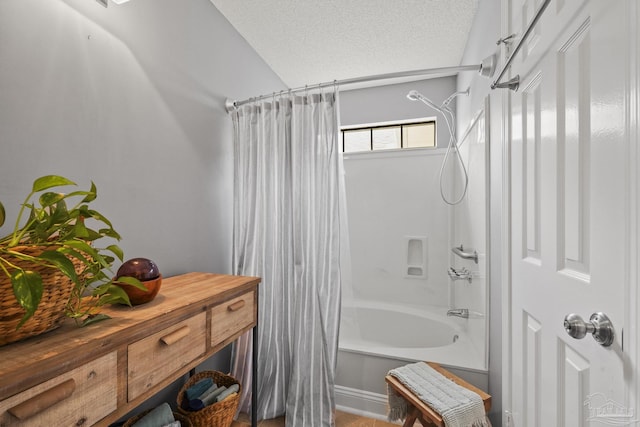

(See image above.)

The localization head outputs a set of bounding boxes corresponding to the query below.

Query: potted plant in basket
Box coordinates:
[0,175,145,346]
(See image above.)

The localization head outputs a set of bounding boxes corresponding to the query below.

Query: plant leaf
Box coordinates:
[39,250,78,282]
[98,293,131,306]
[61,240,99,260]
[91,282,111,296]
[87,210,113,228]
[80,228,102,242]
[115,276,147,291]
[106,245,124,261]
[11,270,43,327]
[99,228,121,240]
[96,284,132,305]
[89,251,112,269]
[32,175,76,193]
[82,182,97,203]
[73,222,90,239]
[50,199,69,224]
[64,190,91,199]
[89,270,110,283]
[39,192,65,207]
[58,247,91,265]
[0,201,5,228]
[81,313,110,327]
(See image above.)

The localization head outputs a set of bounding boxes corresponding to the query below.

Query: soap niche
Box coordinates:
[405,236,427,279]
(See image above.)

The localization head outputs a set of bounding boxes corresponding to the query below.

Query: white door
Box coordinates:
[505,0,636,425]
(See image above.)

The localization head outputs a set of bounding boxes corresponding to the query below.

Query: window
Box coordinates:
[341,120,436,153]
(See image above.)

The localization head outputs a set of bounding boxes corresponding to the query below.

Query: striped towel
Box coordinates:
[387,362,491,427]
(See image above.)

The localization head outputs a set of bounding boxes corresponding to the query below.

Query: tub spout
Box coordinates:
[447,308,469,318]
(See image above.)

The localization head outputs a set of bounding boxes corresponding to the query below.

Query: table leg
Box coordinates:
[402,407,419,427]
[251,301,258,427]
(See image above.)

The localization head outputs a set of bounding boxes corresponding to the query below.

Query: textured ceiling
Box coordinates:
[210,0,479,89]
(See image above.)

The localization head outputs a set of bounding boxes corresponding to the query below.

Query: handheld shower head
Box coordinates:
[405,90,441,111]
[406,90,421,101]
[405,87,470,205]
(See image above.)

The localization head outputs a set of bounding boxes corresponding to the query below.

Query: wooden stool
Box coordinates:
[384,362,491,427]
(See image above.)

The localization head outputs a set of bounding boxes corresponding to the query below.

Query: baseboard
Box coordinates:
[335,385,395,422]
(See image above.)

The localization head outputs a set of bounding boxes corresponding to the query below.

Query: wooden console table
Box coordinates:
[0,272,260,427]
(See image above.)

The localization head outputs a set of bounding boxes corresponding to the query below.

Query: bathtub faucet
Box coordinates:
[447,308,469,318]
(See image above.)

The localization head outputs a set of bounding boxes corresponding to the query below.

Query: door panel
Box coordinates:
[557,18,590,276]
[507,0,632,425]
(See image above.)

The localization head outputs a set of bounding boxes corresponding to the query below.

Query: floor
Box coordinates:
[232,411,402,426]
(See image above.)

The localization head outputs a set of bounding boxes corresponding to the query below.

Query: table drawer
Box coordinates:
[128,312,206,401]
[211,291,255,348]
[0,352,117,427]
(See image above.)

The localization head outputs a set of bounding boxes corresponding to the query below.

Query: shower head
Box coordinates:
[405,90,441,111]
[406,90,421,101]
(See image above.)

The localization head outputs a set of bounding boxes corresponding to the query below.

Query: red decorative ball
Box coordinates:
[115,258,162,305]
[116,258,160,281]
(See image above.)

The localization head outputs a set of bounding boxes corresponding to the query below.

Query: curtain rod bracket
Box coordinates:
[492,75,520,91]
[225,98,237,113]
[496,34,517,46]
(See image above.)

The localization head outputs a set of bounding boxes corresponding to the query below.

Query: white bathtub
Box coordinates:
[335,301,489,420]
[335,300,488,419]
[338,300,486,372]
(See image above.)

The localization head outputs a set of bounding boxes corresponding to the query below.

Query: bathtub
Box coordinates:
[335,300,488,419]
[338,300,486,371]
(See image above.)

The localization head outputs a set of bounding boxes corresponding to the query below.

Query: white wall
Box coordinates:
[0,0,284,276]
[456,0,503,424]
[339,77,460,307]
[342,149,450,307]
[0,0,284,417]
[449,103,489,369]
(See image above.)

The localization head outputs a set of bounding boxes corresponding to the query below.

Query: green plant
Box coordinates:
[0,175,144,328]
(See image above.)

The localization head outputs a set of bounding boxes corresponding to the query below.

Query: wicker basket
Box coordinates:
[177,371,241,427]
[123,408,193,427]
[0,245,82,346]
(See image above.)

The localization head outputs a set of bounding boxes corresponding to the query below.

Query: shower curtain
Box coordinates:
[230,89,342,427]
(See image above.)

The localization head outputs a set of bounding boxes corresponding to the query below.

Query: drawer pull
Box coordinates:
[228,300,246,312]
[160,325,191,345]
[8,379,76,420]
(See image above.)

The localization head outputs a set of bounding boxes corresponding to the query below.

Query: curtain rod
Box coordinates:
[225,64,482,113]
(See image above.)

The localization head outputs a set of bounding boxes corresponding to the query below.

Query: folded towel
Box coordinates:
[187,399,205,412]
[185,378,215,401]
[160,422,181,427]
[195,383,218,401]
[132,403,174,427]
[202,385,227,405]
[219,392,238,403]
[188,386,228,410]
[387,362,491,427]
[215,384,239,402]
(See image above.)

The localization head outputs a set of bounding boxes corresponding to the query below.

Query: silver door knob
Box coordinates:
[563,312,614,347]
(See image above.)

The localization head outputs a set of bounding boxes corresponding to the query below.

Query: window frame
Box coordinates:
[340,117,437,153]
